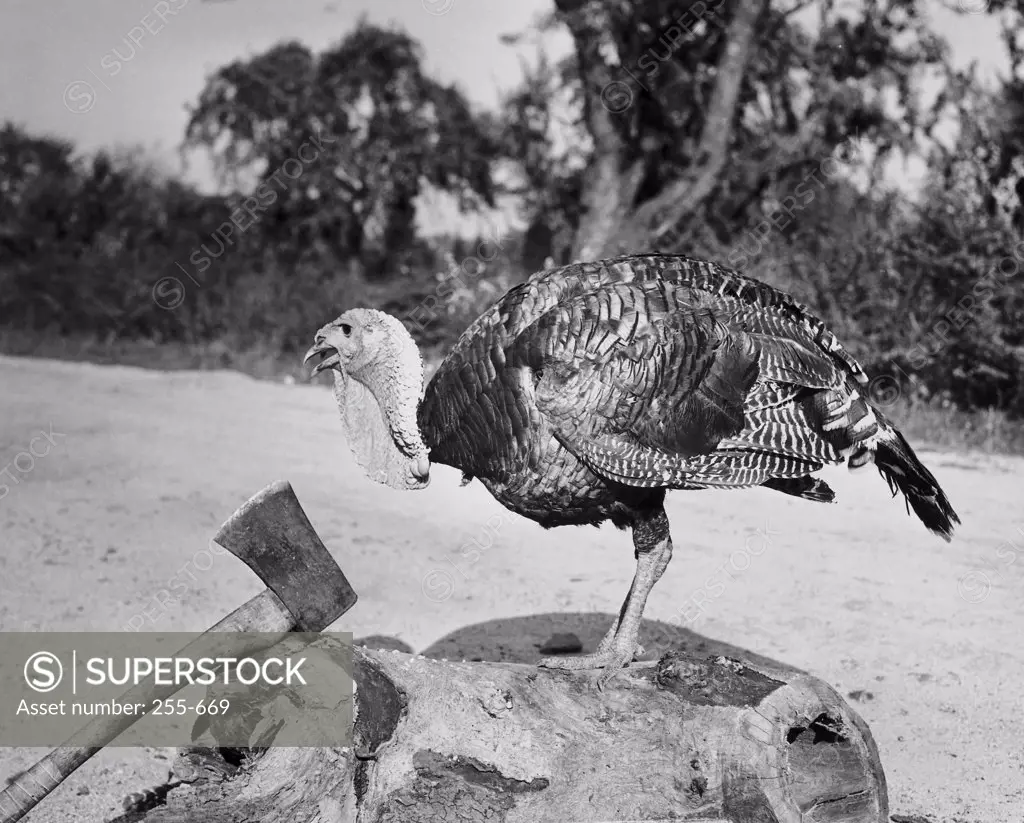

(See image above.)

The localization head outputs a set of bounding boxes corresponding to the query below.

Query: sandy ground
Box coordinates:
[0,353,1021,822]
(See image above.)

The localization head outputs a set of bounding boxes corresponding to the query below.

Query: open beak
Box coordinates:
[303,339,341,377]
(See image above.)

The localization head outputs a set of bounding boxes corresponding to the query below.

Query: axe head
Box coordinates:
[213,481,358,631]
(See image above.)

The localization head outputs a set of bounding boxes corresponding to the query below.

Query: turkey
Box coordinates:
[304,253,959,679]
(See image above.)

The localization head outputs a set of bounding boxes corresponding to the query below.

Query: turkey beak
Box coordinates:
[304,338,341,377]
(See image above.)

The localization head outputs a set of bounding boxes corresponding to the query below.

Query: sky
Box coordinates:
[0,0,1013,196]
[0,0,567,182]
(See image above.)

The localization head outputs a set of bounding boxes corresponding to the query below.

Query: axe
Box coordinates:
[0,481,357,823]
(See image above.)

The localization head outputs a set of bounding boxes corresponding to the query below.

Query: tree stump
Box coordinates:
[122,642,888,823]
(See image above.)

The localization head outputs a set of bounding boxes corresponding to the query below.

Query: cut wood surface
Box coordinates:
[118,635,887,823]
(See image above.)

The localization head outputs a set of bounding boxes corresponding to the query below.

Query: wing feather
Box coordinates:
[419,254,873,490]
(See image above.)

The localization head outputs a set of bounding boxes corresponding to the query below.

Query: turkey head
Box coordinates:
[305,309,431,490]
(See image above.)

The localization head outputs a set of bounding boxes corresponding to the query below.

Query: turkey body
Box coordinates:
[418,253,894,531]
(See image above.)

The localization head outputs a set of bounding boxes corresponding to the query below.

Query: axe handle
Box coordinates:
[0,588,295,823]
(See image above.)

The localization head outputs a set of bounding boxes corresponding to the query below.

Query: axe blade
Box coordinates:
[213,481,357,631]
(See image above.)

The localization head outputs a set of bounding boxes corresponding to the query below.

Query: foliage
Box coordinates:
[1,3,1023,434]
[498,0,1023,415]
[182,21,496,276]
[0,22,499,355]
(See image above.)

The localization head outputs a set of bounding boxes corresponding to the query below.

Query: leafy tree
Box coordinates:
[3,5,1022,418]
[183,21,497,274]
[0,125,79,257]
[504,0,950,259]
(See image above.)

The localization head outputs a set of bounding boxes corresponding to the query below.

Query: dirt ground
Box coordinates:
[0,354,1021,822]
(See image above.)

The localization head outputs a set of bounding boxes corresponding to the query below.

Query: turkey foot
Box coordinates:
[540,510,670,685]
[537,638,643,672]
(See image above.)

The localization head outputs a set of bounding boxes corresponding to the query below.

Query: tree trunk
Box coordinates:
[553,0,647,263]
[558,0,769,261]
[123,646,888,823]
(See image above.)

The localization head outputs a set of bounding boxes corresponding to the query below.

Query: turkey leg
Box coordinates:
[539,507,672,681]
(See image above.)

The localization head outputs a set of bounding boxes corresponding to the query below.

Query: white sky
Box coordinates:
[0,0,1012,207]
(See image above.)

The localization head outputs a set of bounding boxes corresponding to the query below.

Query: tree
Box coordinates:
[183,21,497,274]
[0,124,79,257]
[506,0,949,260]
[881,59,1024,413]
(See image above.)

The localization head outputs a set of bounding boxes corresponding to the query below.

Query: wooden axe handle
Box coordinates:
[0,589,295,823]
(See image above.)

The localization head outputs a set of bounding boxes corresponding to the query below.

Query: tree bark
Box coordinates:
[122,646,888,823]
[560,0,769,260]
[554,0,647,263]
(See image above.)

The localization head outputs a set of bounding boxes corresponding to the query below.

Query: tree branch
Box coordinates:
[621,0,770,250]
[553,0,628,160]
[554,0,646,261]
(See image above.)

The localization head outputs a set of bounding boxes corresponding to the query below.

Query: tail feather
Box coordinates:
[870,426,960,541]
[762,475,836,503]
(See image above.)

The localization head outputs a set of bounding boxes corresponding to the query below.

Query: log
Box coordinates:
[116,617,888,823]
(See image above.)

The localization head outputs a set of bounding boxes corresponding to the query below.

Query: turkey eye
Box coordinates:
[340,323,352,336]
